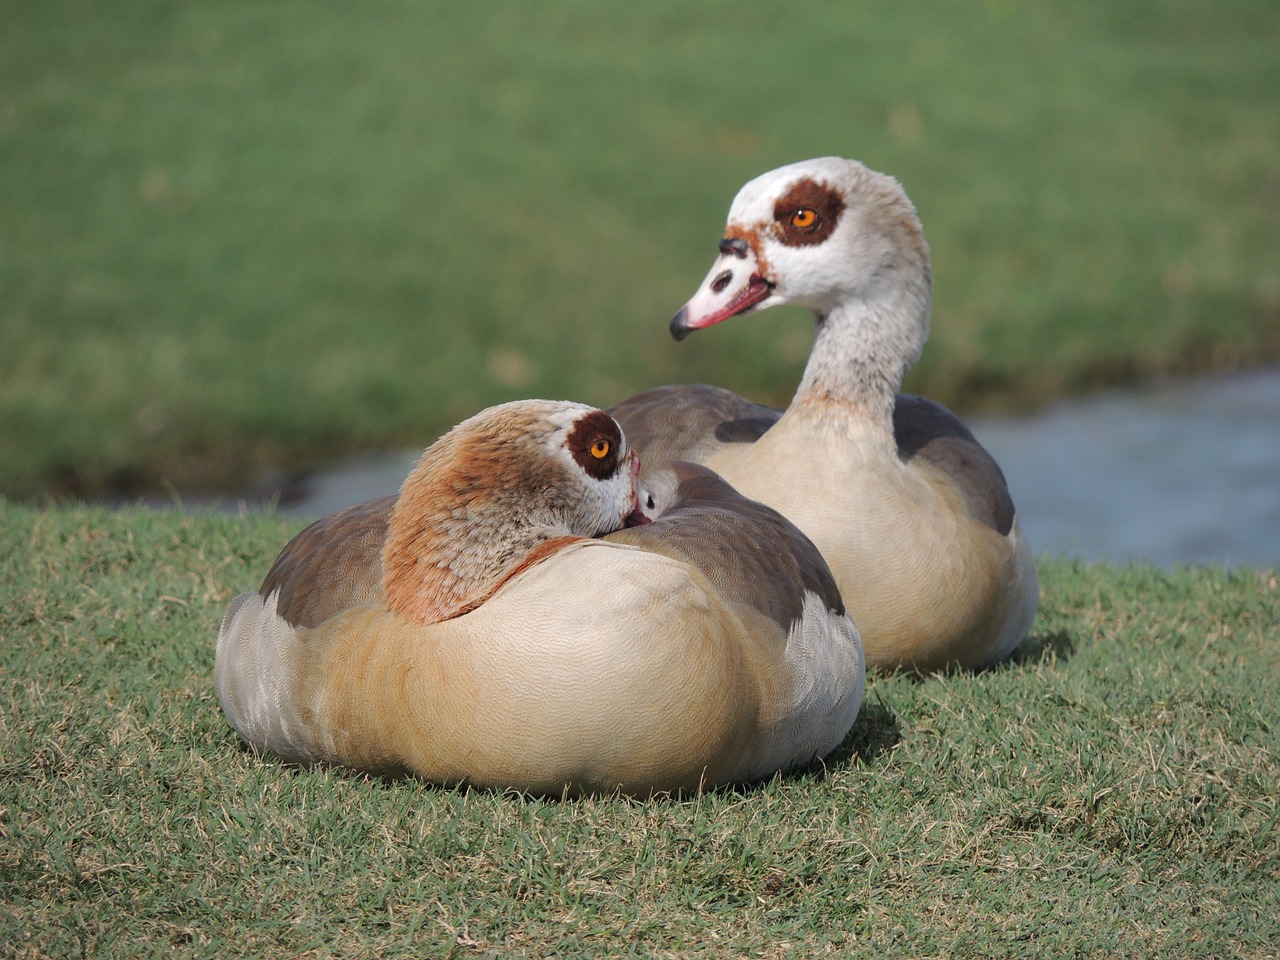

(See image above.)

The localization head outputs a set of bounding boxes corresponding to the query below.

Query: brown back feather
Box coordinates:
[607,462,843,633]
[893,394,1015,536]
[608,384,783,465]
[259,495,395,629]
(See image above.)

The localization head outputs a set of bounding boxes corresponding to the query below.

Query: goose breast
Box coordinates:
[610,157,1039,672]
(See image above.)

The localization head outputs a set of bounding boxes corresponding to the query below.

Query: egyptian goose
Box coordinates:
[216,400,864,796]
[609,158,1039,672]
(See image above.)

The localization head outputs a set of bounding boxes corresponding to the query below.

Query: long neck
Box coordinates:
[790,268,931,437]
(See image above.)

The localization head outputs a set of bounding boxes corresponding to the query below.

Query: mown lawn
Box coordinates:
[3,1,1279,501]
[1,505,1276,958]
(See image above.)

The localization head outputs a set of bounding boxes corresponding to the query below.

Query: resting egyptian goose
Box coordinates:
[609,157,1038,673]
[216,400,864,796]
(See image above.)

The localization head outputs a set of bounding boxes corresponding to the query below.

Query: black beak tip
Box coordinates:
[669,308,692,342]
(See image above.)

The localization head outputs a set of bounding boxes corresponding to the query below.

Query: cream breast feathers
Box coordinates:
[609,157,1039,673]
[215,400,864,796]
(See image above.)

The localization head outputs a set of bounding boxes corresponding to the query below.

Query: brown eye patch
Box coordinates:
[773,178,845,247]
[567,410,624,480]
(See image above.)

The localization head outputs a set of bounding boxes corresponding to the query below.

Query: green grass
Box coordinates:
[2,504,1277,958]
[2,1,1279,500]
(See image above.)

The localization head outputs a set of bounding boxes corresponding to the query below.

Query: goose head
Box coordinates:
[670,158,933,404]
[382,400,648,625]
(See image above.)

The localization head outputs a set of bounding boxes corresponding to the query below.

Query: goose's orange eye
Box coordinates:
[790,208,818,229]
[590,439,611,460]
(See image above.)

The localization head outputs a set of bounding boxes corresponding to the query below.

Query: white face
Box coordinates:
[672,157,924,337]
[427,400,645,540]
[726,159,864,314]
[545,405,644,537]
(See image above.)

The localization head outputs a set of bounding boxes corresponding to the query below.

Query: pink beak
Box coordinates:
[670,237,773,341]
[624,454,651,526]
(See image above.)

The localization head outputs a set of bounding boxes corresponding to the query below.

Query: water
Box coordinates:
[968,369,1279,569]
[278,370,1280,570]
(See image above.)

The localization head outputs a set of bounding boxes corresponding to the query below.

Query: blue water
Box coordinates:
[968,369,1279,569]
[279,370,1280,570]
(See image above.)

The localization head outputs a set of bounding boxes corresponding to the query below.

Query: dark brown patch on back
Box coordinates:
[609,384,782,466]
[894,394,1016,536]
[260,495,396,628]
[772,177,845,248]
[606,462,844,633]
[713,417,778,444]
[567,410,624,481]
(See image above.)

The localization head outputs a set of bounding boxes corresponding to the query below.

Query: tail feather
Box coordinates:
[215,591,326,763]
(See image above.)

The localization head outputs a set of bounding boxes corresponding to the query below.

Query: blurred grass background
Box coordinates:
[3,0,1278,501]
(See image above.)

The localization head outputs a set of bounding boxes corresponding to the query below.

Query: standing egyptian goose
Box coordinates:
[609,158,1038,672]
[216,400,864,796]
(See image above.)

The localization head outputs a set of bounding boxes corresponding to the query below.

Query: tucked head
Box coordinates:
[383,400,647,623]
[406,400,643,532]
[671,157,931,339]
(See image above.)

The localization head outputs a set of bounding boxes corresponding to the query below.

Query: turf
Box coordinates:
[3,1,1279,500]
[2,504,1276,957]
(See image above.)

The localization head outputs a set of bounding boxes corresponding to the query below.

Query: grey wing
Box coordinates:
[605,462,864,778]
[893,394,1016,536]
[259,495,397,628]
[607,461,844,632]
[607,384,783,469]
